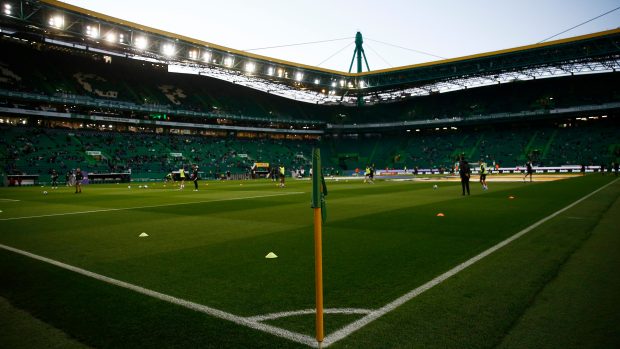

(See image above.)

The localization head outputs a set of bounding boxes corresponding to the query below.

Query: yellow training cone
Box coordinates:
[139,232,149,237]
[265,252,278,259]
[509,196,515,199]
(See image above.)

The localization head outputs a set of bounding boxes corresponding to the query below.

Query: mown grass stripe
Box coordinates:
[322,178,619,347]
[0,192,304,221]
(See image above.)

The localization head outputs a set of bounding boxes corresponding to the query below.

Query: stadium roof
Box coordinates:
[2,0,620,105]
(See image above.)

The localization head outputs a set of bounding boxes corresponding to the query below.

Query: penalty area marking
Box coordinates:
[0,192,304,221]
[321,177,619,347]
[0,198,20,202]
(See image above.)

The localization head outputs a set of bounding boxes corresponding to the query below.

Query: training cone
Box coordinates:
[265,252,278,259]
[139,232,149,237]
[509,196,515,199]
[436,213,445,217]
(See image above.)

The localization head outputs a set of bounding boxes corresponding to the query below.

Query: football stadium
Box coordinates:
[1,1,619,348]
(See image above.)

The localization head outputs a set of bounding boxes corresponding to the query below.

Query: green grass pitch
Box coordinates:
[0,175,619,348]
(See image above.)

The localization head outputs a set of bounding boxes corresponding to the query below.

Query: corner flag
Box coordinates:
[311,148,327,345]
[311,149,328,221]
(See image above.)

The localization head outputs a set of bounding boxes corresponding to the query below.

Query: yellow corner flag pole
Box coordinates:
[311,148,326,346]
[314,206,324,345]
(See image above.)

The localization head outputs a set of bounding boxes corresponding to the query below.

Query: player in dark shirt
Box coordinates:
[191,165,199,191]
[459,159,471,196]
[75,168,83,194]
[523,161,533,182]
[51,169,59,189]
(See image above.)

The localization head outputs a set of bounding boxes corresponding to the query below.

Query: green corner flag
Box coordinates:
[311,148,328,222]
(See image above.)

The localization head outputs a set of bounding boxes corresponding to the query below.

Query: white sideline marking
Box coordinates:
[0,192,304,221]
[247,308,372,322]
[0,198,20,202]
[321,178,619,347]
[0,243,317,347]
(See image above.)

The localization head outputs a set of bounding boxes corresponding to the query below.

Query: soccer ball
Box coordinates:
[433,184,438,189]
[144,185,148,189]
[43,191,48,195]
[139,185,143,189]
[128,185,131,189]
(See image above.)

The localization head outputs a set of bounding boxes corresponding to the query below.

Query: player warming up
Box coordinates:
[459,158,471,196]
[278,165,286,188]
[479,160,488,190]
[75,168,83,194]
[179,167,186,190]
[191,165,199,191]
[51,169,59,189]
[523,161,533,182]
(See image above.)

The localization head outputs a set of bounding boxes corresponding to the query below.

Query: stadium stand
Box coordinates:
[0,37,619,182]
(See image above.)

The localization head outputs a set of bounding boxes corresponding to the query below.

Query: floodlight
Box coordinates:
[277,68,284,77]
[162,44,175,57]
[267,67,275,76]
[359,80,366,88]
[295,72,303,81]
[339,80,345,87]
[85,25,99,39]
[48,15,64,29]
[245,62,256,73]
[105,32,117,43]
[331,81,337,88]
[134,36,148,50]
[3,3,11,15]
[224,57,234,67]
[118,33,124,43]
[314,79,320,85]
[203,51,212,62]
[188,50,198,60]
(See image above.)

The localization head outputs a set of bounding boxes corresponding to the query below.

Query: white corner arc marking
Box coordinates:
[247,308,372,322]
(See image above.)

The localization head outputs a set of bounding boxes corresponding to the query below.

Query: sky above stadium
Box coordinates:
[63,0,620,72]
